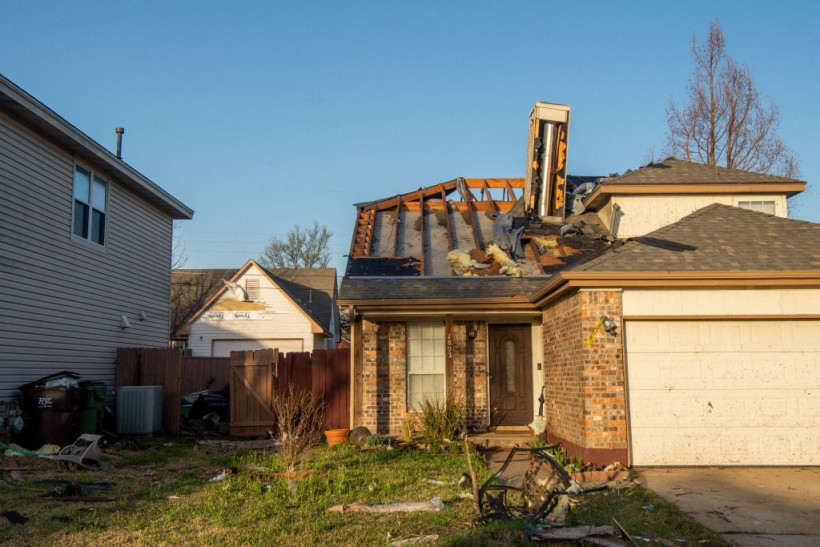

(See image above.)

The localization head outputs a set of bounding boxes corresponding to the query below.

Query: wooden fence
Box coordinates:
[116,347,350,437]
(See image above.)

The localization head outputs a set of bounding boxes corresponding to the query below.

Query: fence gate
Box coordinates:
[229,348,278,437]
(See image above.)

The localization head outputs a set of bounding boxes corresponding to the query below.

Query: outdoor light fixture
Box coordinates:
[601,316,618,335]
[466,324,478,340]
[120,315,131,329]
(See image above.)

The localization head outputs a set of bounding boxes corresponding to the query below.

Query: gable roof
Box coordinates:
[530,204,820,305]
[0,73,192,219]
[171,260,338,339]
[575,203,820,273]
[583,157,805,210]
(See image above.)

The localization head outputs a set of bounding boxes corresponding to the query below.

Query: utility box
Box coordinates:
[117,386,163,435]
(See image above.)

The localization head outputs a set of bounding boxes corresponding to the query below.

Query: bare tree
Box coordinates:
[666,20,799,178]
[172,220,188,269]
[259,221,333,269]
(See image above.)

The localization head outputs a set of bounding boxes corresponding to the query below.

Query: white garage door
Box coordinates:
[212,339,304,358]
[626,320,820,466]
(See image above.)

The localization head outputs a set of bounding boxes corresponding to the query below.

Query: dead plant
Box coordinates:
[270,385,325,480]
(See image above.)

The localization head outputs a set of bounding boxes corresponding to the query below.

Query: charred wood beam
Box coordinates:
[440,187,454,251]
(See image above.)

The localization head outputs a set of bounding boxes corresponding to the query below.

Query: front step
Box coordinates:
[468,431,535,450]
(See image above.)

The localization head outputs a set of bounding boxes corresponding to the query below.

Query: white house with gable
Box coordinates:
[173,259,338,357]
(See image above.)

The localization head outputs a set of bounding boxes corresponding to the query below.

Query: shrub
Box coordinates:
[270,385,325,478]
[418,396,464,453]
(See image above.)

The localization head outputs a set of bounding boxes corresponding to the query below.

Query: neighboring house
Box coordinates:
[583,157,805,238]
[0,74,193,398]
[339,163,820,467]
[171,259,339,357]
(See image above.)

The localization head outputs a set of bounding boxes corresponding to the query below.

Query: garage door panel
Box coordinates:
[626,320,820,466]
[632,426,819,466]
[627,354,809,390]
[631,389,809,428]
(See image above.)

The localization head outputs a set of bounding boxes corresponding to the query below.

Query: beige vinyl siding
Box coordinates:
[0,108,174,398]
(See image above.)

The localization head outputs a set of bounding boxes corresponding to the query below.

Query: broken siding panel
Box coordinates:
[0,108,173,399]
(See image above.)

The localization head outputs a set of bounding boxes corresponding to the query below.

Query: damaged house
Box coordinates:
[339,102,820,467]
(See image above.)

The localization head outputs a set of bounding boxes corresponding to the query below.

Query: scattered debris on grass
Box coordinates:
[526,524,624,543]
[328,497,444,514]
[389,533,440,546]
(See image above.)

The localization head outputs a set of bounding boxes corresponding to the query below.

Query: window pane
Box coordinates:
[74,167,90,202]
[505,339,517,393]
[92,177,107,211]
[73,201,89,238]
[407,322,445,409]
[91,209,105,245]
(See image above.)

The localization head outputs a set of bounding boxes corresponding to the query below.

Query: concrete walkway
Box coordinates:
[636,467,820,546]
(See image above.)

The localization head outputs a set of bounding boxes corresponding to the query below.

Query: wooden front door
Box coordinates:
[489,325,533,426]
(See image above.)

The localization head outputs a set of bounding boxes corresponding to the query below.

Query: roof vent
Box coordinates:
[115,127,125,159]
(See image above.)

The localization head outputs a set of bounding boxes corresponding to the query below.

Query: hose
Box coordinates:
[0,440,40,457]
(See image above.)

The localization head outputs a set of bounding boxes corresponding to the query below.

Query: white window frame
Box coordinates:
[72,163,109,246]
[406,322,446,410]
[736,200,776,215]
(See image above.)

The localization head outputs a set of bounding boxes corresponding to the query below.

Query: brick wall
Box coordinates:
[357,318,488,435]
[542,290,627,465]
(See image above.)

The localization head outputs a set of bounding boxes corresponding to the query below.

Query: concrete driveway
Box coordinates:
[636,467,820,546]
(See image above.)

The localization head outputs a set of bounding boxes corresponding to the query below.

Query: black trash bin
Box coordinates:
[19,371,80,447]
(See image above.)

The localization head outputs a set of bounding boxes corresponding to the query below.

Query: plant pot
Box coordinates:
[324,428,349,447]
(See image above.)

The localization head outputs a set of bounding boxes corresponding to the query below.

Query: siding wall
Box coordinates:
[0,108,173,398]
[187,266,322,356]
[597,194,788,239]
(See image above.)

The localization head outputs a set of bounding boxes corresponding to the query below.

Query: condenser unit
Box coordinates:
[117,386,163,434]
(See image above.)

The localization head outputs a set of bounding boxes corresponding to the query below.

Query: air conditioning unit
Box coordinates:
[117,386,163,434]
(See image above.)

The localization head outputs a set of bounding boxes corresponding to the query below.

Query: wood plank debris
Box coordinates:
[328,496,444,514]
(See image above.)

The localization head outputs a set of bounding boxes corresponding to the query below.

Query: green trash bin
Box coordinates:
[78,381,107,434]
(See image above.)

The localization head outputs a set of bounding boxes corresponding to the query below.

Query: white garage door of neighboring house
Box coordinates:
[211,339,304,358]
[626,320,820,466]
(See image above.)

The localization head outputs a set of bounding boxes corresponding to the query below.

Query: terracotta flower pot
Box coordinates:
[324,428,349,447]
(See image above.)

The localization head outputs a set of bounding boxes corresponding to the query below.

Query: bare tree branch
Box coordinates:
[259,221,333,269]
[665,20,799,178]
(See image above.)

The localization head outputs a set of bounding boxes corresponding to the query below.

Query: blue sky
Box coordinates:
[3,2,819,274]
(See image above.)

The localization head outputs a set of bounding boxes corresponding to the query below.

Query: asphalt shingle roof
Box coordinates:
[598,157,802,185]
[340,276,550,301]
[572,204,820,273]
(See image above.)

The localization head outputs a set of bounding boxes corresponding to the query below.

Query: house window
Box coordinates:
[407,322,445,410]
[73,165,107,245]
[737,200,776,215]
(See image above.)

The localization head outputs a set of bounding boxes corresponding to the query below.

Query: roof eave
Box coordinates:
[0,74,193,220]
[530,271,820,307]
[583,182,807,210]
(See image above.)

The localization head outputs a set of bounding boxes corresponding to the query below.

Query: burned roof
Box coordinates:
[571,203,820,273]
[343,176,611,281]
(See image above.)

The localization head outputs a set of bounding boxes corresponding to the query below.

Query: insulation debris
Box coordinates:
[448,250,491,276]
[486,244,524,277]
[531,236,559,253]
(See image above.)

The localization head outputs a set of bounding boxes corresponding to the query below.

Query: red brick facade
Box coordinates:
[541,290,628,465]
[358,319,489,435]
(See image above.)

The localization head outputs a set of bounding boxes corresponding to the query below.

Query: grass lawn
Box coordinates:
[0,437,727,545]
